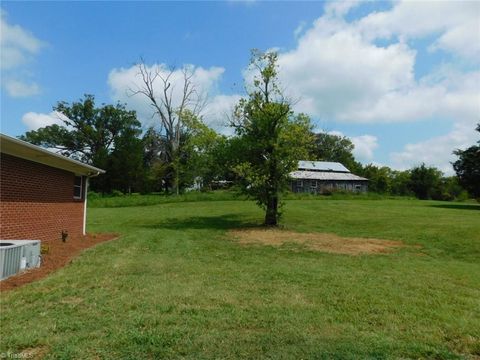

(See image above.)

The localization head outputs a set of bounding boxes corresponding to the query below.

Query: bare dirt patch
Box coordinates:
[0,233,118,292]
[19,345,49,359]
[229,228,405,255]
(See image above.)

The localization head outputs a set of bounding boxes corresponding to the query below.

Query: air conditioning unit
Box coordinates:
[0,240,41,280]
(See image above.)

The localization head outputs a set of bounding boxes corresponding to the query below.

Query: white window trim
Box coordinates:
[74,176,83,199]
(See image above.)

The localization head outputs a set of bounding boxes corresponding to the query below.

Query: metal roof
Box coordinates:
[298,161,350,172]
[290,170,368,181]
[0,133,105,176]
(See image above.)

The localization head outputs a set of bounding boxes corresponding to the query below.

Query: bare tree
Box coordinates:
[128,59,206,194]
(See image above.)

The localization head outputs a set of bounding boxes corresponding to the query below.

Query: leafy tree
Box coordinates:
[109,127,144,194]
[360,165,391,194]
[20,95,143,193]
[389,170,412,196]
[230,51,314,226]
[178,110,227,190]
[408,164,443,200]
[141,127,173,193]
[313,132,361,172]
[453,124,480,198]
[433,176,468,201]
[140,115,226,192]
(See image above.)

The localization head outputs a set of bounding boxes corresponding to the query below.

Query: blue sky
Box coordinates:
[1,1,479,174]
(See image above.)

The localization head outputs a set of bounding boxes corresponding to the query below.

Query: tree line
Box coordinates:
[19,51,480,225]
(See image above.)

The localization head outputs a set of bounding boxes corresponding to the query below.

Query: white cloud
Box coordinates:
[326,130,378,163]
[276,16,418,122]
[388,69,480,174]
[357,1,480,61]
[275,9,480,124]
[0,10,45,97]
[266,1,479,172]
[108,62,240,132]
[4,79,40,97]
[351,135,378,162]
[390,121,479,175]
[324,0,361,18]
[21,111,67,131]
[0,10,44,69]
[202,94,242,134]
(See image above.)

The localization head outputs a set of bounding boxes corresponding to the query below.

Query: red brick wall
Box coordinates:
[0,153,85,242]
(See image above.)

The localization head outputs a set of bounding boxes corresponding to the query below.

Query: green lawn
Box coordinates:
[1,198,479,359]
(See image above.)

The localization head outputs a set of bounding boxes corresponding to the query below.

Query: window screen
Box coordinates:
[74,176,83,199]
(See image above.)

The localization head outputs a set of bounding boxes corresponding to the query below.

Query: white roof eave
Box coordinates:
[0,133,105,176]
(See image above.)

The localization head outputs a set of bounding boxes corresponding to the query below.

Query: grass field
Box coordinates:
[1,196,479,359]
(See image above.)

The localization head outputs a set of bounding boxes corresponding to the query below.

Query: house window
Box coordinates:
[311,180,317,188]
[74,176,83,199]
[297,180,303,187]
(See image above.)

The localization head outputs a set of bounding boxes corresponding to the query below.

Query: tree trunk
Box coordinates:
[264,195,278,226]
[175,170,179,196]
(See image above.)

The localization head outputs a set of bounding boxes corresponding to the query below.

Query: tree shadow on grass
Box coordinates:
[139,213,262,231]
[428,204,480,211]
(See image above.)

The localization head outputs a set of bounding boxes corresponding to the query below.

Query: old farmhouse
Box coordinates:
[290,161,368,194]
[0,134,105,242]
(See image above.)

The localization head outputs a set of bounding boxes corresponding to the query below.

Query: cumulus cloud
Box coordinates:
[0,10,44,69]
[274,5,479,124]
[267,1,479,172]
[327,130,379,163]
[277,21,417,122]
[0,10,44,97]
[351,135,379,162]
[390,122,479,175]
[324,0,360,18]
[108,62,240,132]
[4,79,40,97]
[202,94,242,134]
[356,1,480,61]
[21,111,68,131]
[387,69,480,174]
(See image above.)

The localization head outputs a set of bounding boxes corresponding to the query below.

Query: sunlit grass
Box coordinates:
[1,197,479,358]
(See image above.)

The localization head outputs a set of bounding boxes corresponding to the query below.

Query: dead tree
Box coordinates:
[129,59,205,194]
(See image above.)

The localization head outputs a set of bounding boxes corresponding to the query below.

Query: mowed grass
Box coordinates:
[1,198,479,359]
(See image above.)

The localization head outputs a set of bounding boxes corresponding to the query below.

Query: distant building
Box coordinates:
[290,161,368,194]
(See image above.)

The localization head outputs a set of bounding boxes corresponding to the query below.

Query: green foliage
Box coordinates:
[177,110,228,190]
[360,164,393,194]
[453,124,480,199]
[408,163,443,200]
[389,169,413,196]
[313,132,361,172]
[19,95,143,193]
[88,190,241,208]
[230,50,315,225]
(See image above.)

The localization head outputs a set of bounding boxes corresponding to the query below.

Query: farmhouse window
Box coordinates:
[74,176,83,199]
[311,180,317,188]
[297,180,303,187]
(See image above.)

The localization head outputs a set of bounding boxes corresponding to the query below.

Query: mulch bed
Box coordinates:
[0,233,119,292]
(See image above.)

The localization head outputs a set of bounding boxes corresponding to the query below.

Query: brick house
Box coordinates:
[0,133,105,241]
[290,161,368,194]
